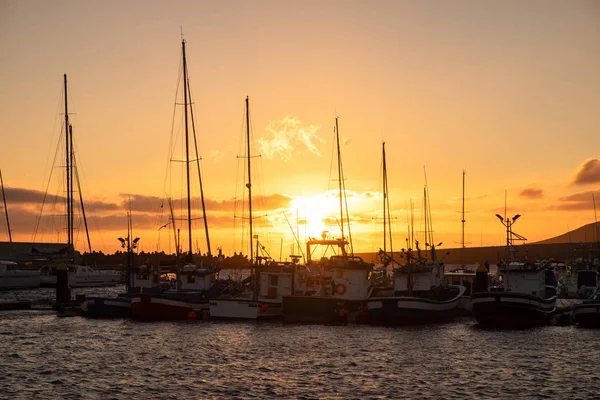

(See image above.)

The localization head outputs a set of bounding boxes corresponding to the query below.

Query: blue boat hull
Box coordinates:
[83,296,131,318]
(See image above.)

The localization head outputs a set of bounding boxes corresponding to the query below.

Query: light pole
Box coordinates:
[118,210,140,293]
[495,213,524,289]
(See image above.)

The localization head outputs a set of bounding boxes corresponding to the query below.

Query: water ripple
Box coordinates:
[1,290,600,399]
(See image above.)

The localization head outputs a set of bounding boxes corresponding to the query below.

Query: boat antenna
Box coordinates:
[593,193,599,263]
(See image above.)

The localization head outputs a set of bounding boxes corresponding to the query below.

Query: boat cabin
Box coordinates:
[180,264,219,292]
[304,238,374,300]
[497,262,557,298]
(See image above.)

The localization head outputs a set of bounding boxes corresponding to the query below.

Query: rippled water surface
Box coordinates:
[2,288,600,399]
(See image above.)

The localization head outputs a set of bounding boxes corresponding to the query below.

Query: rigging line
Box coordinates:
[72,140,103,253]
[161,46,184,219]
[32,126,65,243]
[73,153,92,254]
[187,73,211,256]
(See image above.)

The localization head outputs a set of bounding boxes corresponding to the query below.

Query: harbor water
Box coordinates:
[1,288,600,399]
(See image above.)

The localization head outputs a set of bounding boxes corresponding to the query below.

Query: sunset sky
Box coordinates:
[1,0,599,259]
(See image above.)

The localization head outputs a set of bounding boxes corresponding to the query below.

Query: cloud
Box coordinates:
[573,159,600,185]
[4,187,56,205]
[553,190,600,211]
[258,117,323,161]
[519,188,544,200]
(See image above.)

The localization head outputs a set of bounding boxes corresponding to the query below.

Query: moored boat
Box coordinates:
[0,260,40,290]
[209,262,295,320]
[40,264,121,288]
[573,287,600,328]
[282,237,374,324]
[130,38,219,321]
[282,118,374,325]
[366,247,465,325]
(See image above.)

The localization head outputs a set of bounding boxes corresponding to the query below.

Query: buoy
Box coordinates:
[80,301,88,313]
[187,311,197,320]
[259,304,269,313]
[335,283,347,296]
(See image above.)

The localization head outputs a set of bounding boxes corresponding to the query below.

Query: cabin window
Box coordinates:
[270,275,278,286]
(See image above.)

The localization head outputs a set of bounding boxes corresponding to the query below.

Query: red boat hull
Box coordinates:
[131,293,208,321]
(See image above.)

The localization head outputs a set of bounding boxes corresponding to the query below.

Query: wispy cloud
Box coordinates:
[554,190,600,211]
[573,159,600,185]
[258,117,323,161]
[519,188,544,199]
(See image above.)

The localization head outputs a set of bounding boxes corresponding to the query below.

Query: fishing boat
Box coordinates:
[130,38,219,321]
[209,97,298,320]
[366,169,465,325]
[471,213,558,328]
[282,118,374,325]
[81,209,157,318]
[573,287,600,328]
[367,247,465,325]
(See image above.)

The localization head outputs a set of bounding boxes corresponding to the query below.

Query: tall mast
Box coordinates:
[182,39,193,259]
[335,117,344,242]
[0,169,12,246]
[461,170,465,266]
[245,97,253,264]
[382,142,393,257]
[63,74,72,259]
[383,143,387,253]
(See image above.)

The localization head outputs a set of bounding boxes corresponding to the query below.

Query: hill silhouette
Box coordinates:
[531,222,600,245]
[357,222,600,265]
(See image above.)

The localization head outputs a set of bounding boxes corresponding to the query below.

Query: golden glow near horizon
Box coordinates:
[0,1,599,255]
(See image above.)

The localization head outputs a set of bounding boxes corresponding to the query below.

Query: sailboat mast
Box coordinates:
[335,117,344,242]
[382,142,393,257]
[63,74,74,260]
[182,39,193,259]
[383,143,387,253]
[461,170,465,266]
[0,169,11,246]
[246,96,253,264]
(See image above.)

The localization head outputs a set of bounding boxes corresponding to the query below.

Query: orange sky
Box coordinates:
[1,1,599,258]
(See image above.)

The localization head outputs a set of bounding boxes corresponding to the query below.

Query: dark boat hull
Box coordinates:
[282,296,363,325]
[471,292,556,328]
[366,285,465,325]
[131,293,208,321]
[573,302,600,328]
[83,296,131,318]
